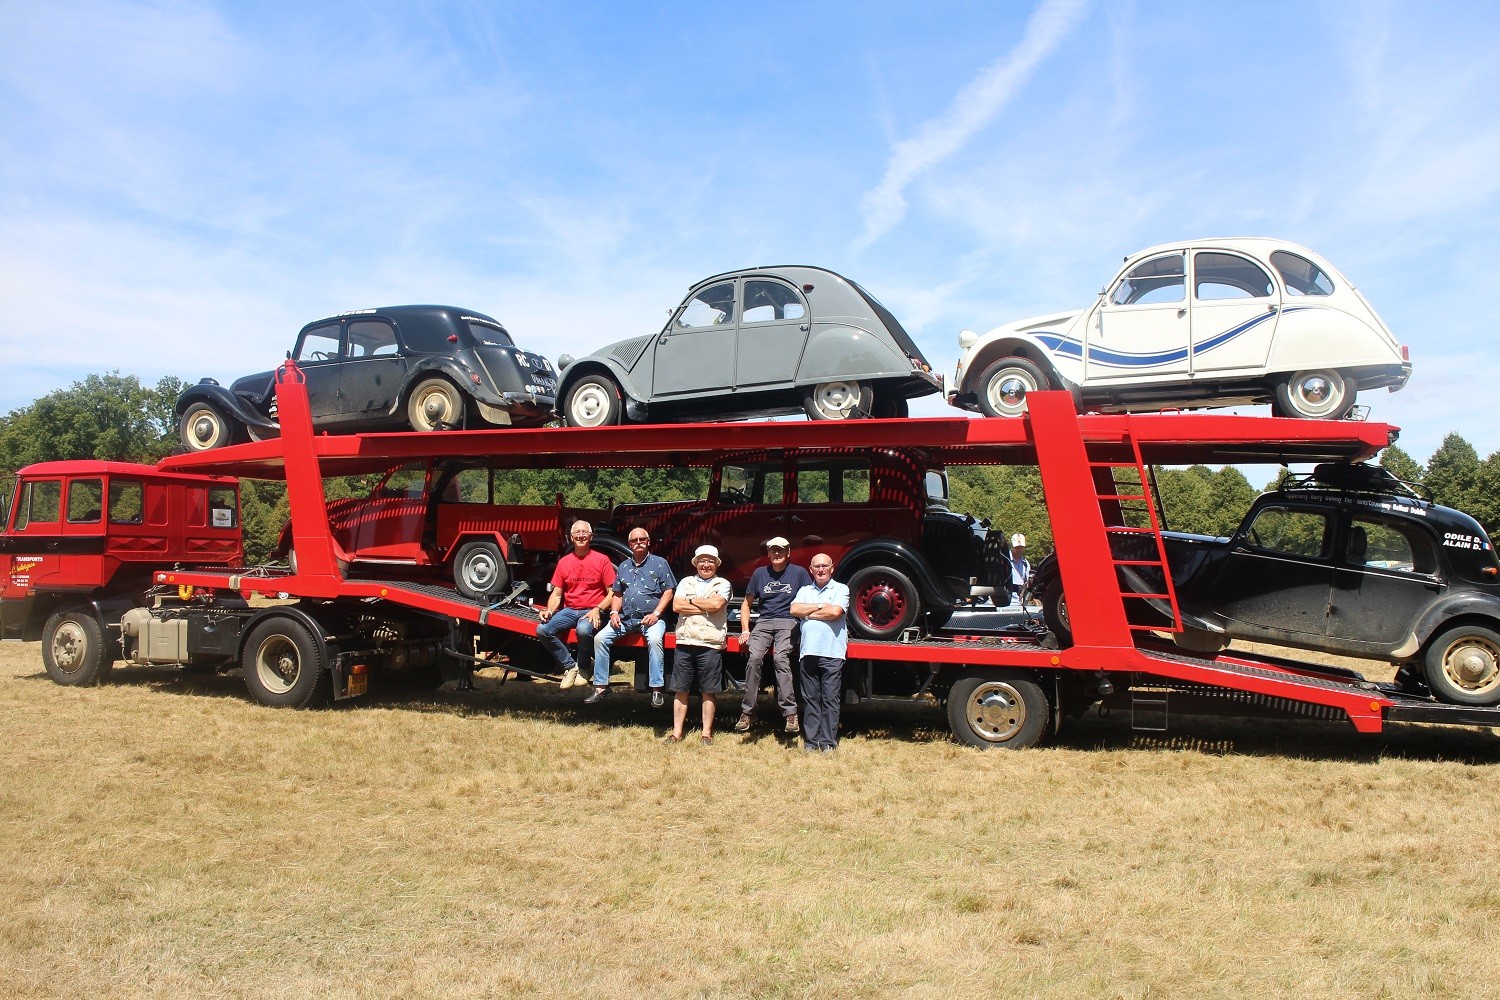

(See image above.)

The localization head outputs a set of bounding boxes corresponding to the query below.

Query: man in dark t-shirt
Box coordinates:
[734,537,813,734]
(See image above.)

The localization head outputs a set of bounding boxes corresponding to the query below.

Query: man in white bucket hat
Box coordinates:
[668,544,732,744]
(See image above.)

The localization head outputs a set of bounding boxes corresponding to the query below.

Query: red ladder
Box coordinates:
[1087,432,1183,637]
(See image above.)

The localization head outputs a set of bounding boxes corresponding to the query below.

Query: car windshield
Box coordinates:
[467,320,514,348]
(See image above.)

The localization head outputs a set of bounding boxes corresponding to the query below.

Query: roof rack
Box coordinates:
[1278,462,1431,502]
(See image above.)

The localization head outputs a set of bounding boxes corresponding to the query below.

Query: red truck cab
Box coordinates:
[0,461,243,644]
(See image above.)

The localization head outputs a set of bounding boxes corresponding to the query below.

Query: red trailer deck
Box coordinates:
[133,360,1500,747]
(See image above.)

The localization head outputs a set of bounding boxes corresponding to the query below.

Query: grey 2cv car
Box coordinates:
[176,305,558,450]
[554,266,943,426]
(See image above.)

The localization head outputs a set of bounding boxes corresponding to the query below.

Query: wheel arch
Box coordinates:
[961,334,1068,395]
[238,605,334,666]
[556,358,642,409]
[175,382,275,434]
[1409,603,1500,659]
[835,539,954,610]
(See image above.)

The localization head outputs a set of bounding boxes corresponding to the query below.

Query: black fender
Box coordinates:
[555,358,645,416]
[835,538,955,611]
[1406,593,1500,657]
[240,604,336,664]
[176,380,278,435]
[398,358,504,411]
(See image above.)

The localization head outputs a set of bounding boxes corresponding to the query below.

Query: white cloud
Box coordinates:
[855,0,1093,248]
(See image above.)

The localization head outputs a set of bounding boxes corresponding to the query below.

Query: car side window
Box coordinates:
[742,280,807,324]
[372,462,429,499]
[67,479,103,524]
[346,320,398,358]
[1243,506,1329,558]
[1271,250,1335,296]
[795,459,872,505]
[294,323,342,363]
[1350,517,1435,575]
[444,467,493,503]
[717,461,780,505]
[676,282,736,329]
[1110,253,1185,306]
[1194,252,1274,300]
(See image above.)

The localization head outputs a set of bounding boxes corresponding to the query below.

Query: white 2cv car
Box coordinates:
[948,238,1411,419]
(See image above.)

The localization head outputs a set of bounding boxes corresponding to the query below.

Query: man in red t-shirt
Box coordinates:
[537,520,617,689]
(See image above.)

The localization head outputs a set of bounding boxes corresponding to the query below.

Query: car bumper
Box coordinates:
[1352,361,1413,393]
[475,391,556,427]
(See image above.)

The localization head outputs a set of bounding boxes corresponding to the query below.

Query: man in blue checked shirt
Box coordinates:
[585,528,675,706]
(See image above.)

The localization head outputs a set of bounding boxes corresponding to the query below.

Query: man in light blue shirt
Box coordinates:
[790,552,850,752]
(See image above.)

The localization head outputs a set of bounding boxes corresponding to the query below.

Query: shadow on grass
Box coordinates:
[21,661,1500,762]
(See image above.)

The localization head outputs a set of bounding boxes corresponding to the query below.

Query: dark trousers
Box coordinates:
[798,655,844,750]
[742,618,798,717]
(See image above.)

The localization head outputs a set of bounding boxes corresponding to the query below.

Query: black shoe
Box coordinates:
[650,688,664,707]
[583,686,610,704]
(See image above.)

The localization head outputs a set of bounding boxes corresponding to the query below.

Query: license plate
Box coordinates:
[346,672,368,697]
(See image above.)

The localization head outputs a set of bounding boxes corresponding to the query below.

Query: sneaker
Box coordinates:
[733,712,752,733]
[583,686,610,704]
[650,688,665,708]
[783,715,800,735]
[559,665,579,689]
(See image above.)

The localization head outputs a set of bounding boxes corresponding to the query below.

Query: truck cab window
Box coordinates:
[15,481,60,529]
[67,479,104,523]
[110,481,145,525]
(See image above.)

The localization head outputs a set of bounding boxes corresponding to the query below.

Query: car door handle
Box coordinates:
[1177,308,1186,318]
[800,325,809,332]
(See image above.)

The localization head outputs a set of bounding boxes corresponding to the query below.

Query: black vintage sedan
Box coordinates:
[176,306,557,450]
[553,266,943,426]
[1032,463,1500,706]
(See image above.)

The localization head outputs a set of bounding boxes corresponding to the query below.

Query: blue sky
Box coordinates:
[3,0,1498,464]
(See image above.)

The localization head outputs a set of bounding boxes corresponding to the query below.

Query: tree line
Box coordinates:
[3,372,1496,563]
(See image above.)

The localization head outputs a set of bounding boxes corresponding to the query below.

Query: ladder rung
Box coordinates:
[1129,624,1182,632]
[1107,526,1155,534]
[1121,592,1171,600]
[1112,559,1164,567]
[1097,493,1147,502]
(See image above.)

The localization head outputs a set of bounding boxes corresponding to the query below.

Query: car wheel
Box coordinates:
[976,357,1050,418]
[406,378,465,431]
[42,608,113,686]
[1272,370,1354,419]
[872,394,909,418]
[803,381,872,420]
[1423,624,1500,706]
[563,375,623,427]
[945,669,1051,749]
[1041,585,1072,647]
[179,402,237,451]
[241,617,332,708]
[846,564,922,640]
[453,539,509,601]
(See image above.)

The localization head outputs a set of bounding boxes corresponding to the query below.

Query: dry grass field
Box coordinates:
[4,638,1500,999]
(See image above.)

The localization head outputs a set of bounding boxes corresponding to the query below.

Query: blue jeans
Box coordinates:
[536,607,597,669]
[593,617,667,688]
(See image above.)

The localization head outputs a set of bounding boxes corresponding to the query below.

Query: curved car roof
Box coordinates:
[685,265,928,363]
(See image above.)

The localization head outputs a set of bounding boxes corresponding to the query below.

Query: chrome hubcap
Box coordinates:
[965,681,1028,743]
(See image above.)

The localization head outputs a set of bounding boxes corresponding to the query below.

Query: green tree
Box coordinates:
[0,372,185,470]
[1378,445,1424,484]
[1424,433,1482,512]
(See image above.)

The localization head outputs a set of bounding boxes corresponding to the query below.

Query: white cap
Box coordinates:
[1011,533,1027,547]
[764,536,791,550]
[693,544,721,565]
